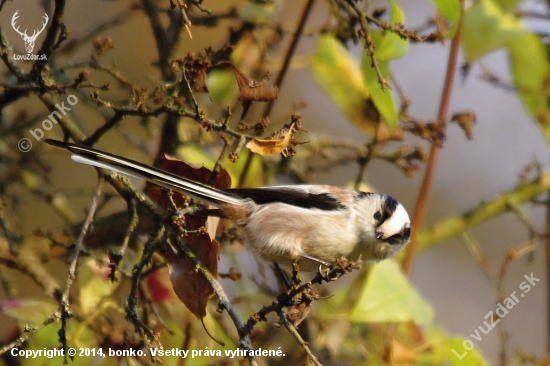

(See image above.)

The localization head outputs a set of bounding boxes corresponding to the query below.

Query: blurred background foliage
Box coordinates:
[0,0,549,365]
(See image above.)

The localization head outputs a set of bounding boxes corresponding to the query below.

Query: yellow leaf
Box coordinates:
[350,259,434,326]
[310,35,377,134]
[246,124,295,156]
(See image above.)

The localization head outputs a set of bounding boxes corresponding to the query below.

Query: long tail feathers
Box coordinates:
[45,139,243,207]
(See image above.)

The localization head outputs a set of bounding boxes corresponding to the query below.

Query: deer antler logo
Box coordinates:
[11,11,49,54]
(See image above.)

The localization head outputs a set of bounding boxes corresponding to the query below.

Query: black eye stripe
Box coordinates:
[385,227,411,245]
[386,234,403,245]
[384,196,398,215]
[387,237,399,245]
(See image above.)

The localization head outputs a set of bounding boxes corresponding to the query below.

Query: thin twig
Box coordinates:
[182,67,202,118]
[120,198,139,255]
[58,176,103,362]
[346,0,391,91]
[459,232,492,284]
[85,111,124,145]
[402,0,464,274]
[495,242,536,365]
[0,28,24,79]
[276,307,322,365]
[0,314,57,355]
[125,226,165,339]
[354,125,379,189]
[245,258,361,336]
[32,0,69,77]
[364,13,443,42]
[174,236,258,366]
[0,196,21,255]
[382,0,464,358]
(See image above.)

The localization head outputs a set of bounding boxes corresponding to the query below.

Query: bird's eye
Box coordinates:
[374,211,382,221]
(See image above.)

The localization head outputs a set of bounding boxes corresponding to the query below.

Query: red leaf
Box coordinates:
[146,270,174,303]
[164,239,219,318]
[145,156,230,318]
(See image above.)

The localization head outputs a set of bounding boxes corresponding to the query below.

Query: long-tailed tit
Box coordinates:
[46,139,411,271]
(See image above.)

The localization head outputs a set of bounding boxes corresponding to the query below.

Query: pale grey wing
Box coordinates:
[45,139,243,207]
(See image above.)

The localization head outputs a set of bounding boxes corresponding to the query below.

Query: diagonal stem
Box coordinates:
[402,3,464,275]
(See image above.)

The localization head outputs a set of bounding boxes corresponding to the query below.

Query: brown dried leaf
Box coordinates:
[169,54,212,94]
[145,156,231,318]
[191,69,209,93]
[246,123,295,156]
[218,61,278,102]
[286,302,311,327]
[237,79,278,102]
[375,123,405,142]
[434,11,450,38]
[92,37,114,56]
[451,111,476,140]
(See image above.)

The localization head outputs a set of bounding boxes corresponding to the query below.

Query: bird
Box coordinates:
[45,139,411,271]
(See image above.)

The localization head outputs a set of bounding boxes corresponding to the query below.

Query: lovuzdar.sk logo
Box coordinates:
[11,10,49,60]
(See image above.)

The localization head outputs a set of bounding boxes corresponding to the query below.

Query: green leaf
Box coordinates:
[413,328,490,365]
[175,145,217,169]
[462,0,520,62]
[207,69,238,103]
[495,0,522,11]
[316,288,349,320]
[508,34,550,142]
[431,0,461,24]
[444,338,490,366]
[361,57,398,128]
[176,145,264,188]
[78,258,116,315]
[374,0,409,61]
[349,259,433,326]
[414,328,449,364]
[463,0,550,142]
[20,170,41,190]
[359,0,404,130]
[311,34,369,120]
